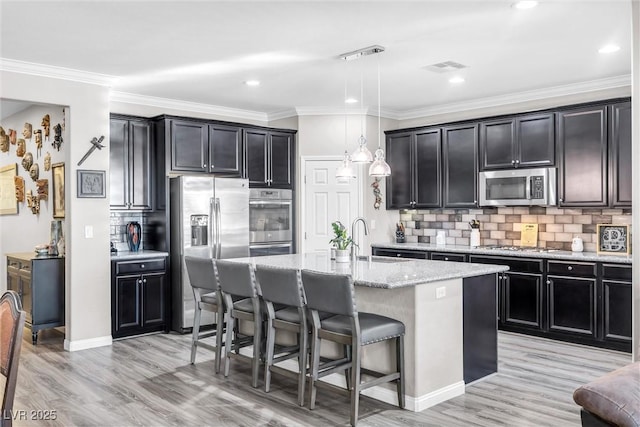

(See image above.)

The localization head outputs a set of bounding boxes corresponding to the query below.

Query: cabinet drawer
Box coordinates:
[601,263,632,282]
[430,252,466,262]
[372,249,427,259]
[116,258,166,275]
[547,260,596,277]
[469,255,543,274]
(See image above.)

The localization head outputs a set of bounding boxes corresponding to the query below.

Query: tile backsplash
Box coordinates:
[110,212,151,252]
[399,206,632,252]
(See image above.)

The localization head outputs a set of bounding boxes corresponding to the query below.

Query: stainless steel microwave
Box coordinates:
[479,167,557,206]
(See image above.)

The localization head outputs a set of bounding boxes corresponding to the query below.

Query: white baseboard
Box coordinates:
[64,335,113,352]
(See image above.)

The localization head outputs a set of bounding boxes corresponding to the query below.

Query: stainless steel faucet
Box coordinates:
[351,217,369,262]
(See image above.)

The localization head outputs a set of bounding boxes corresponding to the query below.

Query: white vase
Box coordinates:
[470,229,480,247]
[335,249,350,263]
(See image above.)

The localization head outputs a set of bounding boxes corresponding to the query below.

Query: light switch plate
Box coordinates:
[84,225,94,239]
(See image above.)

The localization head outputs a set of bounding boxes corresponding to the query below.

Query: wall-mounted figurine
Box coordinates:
[29,163,39,181]
[22,122,32,139]
[9,129,17,145]
[44,152,52,171]
[34,129,43,157]
[16,139,26,157]
[36,179,48,200]
[53,123,63,151]
[0,127,8,153]
[26,190,40,215]
[14,176,24,203]
[41,114,50,140]
[21,152,33,171]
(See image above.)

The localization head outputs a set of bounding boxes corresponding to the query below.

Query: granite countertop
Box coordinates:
[226,252,508,289]
[372,242,633,264]
[6,252,64,261]
[110,250,169,260]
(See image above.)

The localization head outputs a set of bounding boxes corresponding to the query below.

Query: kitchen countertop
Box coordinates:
[372,242,633,264]
[110,250,169,261]
[226,252,509,289]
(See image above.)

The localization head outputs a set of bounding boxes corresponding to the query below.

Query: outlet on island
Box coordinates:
[436,286,446,299]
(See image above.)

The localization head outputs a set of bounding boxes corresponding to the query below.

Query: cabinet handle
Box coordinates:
[141,264,145,269]
[396,254,401,257]
[138,279,142,284]
[515,160,520,164]
[546,280,551,285]
[143,278,147,283]
[511,160,515,164]
[567,266,573,271]
[559,198,564,203]
[203,164,207,168]
[444,257,449,261]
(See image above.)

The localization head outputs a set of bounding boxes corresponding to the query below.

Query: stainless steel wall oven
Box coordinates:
[249,189,293,256]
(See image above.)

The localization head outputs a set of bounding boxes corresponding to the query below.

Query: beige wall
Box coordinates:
[1,70,112,350]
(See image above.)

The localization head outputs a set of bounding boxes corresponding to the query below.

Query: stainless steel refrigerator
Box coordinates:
[170,176,250,332]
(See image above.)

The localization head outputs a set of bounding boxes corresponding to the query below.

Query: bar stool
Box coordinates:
[215,259,263,388]
[254,265,308,406]
[184,256,224,372]
[300,269,405,427]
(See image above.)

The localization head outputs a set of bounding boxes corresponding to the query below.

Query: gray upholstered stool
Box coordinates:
[184,256,224,372]
[300,269,405,427]
[215,259,263,388]
[255,265,308,406]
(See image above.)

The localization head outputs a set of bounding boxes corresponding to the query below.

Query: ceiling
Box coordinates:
[0,1,633,119]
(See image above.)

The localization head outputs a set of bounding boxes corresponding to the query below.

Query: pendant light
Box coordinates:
[335,60,356,179]
[351,70,373,163]
[369,52,391,177]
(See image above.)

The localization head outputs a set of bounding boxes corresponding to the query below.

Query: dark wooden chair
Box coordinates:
[1,291,26,427]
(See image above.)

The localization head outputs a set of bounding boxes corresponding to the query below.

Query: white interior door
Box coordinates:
[303,159,360,254]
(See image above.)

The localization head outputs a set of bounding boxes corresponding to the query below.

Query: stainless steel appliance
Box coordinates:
[479,167,557,207]
[170,176,250,332]
[249,188,293,256]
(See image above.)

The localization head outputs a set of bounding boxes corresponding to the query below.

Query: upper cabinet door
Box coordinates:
[129,120,153,210]
[609,102,632,208]
[244,129,269,186]
[209,124,241,176]
[516,113,555,168]
[480,118,515,170]
[557,106,608,207]
[386,132,413,209]
[443,123,478,208]
[269,132,293,188]
[414,129,442,208]
[170,120,208,172]
[109,118,129,209]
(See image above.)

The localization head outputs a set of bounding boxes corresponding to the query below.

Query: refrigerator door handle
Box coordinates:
[214,198,222,258]
[209,197,216,257]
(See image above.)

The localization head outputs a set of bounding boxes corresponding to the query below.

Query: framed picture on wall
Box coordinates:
[596,224,630,256]
[77,169,106,198]
[52,162,65,218]
[0,164,18,215]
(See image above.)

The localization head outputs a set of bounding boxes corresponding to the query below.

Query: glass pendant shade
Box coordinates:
[351,134,373,163]
[368,148,391,177]
[336,150,356,178]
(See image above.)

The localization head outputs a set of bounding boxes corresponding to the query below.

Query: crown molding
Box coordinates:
[110,91,269,122]
[267,109,298,121]
[0,58,117,86]
[399,75,632,120]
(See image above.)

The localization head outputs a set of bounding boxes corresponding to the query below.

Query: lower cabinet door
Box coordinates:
[547,275,597,337]
[503,272,543,329]
[602,280,632,343]
[142,273,165,327]
[115,275,142,333]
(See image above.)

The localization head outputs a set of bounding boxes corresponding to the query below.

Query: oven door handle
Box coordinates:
[250,243,292,249]
[249,200,292,206]
[526,177,532,200]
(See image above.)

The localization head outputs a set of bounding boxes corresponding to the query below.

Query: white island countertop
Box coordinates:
[226,252,509,289]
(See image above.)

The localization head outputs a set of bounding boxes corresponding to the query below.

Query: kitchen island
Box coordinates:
[226,252,509,411]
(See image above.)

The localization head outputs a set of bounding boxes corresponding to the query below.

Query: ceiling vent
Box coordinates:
[424,61,468,73]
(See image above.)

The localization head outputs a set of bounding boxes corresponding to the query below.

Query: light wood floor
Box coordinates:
[11,329,631,426]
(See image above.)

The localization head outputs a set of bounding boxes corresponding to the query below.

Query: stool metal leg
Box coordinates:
[397,335,405,409]
[350,340,361,427]
[223,311,235,377]
[190,302,202,364]
[264,315,276,392]
[308,327,321,410]
[251,298,261,388]
[215,306,224,374]
[297,313,308,407]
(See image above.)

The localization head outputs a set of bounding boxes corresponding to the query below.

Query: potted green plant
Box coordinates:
[330,221,356,263]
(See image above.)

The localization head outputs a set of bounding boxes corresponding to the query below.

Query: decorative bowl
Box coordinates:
[35,244,49,256]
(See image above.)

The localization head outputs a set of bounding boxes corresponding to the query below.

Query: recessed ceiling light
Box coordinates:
[244,80,260,86]
[449,76,465,84]
[345,97,358,104]
[512,1,538,9]
[598,44,620,54]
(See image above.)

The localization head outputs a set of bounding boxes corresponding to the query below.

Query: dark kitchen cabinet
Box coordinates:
[6,253,65,344]
[480,113,554,170]
[244,129,294,188]
[601,263,632,346]
[556,105,608,207]
[608,101,632,208]
[110,115,153,210]
[442,123,478,208]
[386,128,441,209]
[168,119,242,176]
[111,256,168,339]
[430,252,466,262]
[371,248,428,259]
[546,260,597,338]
